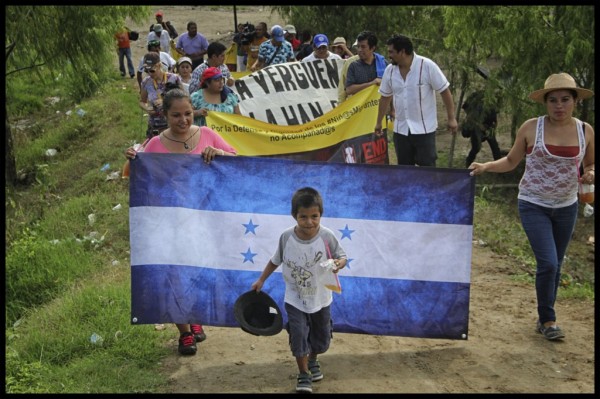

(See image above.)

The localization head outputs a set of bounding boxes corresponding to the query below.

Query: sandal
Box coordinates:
[537,321,565,340]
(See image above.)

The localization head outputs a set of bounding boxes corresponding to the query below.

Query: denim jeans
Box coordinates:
[118,48,135,77]
[518,199,578,324]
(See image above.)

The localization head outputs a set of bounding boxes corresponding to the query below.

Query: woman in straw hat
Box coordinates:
[469,72,594,341]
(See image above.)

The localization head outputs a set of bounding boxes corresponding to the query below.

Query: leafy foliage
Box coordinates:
[443,5,595,134]
[5,6,150,185]
[5,6,149,101]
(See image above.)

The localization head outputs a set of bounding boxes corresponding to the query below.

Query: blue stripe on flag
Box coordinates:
[130,154,474,339]
[131,266,469,339]
[130,154,474,225]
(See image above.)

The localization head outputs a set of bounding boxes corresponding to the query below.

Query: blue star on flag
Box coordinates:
[241,248,258,264]
[345,258,354,270]
[338,224,355,240]
[242,219,259,235]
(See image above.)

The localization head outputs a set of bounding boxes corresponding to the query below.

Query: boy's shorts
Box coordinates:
[285,303,333,358]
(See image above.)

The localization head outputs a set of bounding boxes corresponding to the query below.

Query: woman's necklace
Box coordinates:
[152,72,167,91]
[163,128,199,150]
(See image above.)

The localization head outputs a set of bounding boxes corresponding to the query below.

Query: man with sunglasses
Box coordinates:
[139,52,183,139]
[136,40,176,90]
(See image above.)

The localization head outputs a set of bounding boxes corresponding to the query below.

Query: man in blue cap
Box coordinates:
[301,34,342,62]
[250,24,295,71]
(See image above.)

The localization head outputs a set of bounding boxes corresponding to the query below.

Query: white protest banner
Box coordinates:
[231,59,345,126]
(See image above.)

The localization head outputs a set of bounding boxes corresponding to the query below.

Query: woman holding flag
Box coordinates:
[125,88,237,355]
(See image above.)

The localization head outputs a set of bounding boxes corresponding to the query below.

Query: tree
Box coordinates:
[5,5,149,185]
[444,5,595,140]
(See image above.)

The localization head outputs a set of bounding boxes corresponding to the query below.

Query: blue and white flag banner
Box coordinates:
[130,154,475,339]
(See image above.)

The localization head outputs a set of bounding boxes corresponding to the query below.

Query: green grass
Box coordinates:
[5,74,594,393]
[5,75,161,393]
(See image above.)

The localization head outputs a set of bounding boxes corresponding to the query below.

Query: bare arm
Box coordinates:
[251,59,264,72]
[339,43,354,58]
[581,122,595,183]
[139,88,151,112]
[373,95,393,136]
[469,118,533,175]
[251,260,279,292]
[440,88,458,134]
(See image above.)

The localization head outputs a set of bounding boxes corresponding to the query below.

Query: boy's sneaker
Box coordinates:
[308,359,323,381]
[295,372,313,393]
[190,324,207,343]
[178,332,197,355]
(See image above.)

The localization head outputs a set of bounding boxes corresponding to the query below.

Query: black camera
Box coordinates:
[240,22,256,46]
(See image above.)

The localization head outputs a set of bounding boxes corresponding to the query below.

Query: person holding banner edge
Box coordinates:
[251,187,347,393]
[345,31,388,98]
[374,34,458,167]
[191,67,240,127]
[125,88,237,355]
[469,72,594,341]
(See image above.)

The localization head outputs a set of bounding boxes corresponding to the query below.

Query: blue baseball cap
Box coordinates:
[313,34,329,48]
[271,25,285,42]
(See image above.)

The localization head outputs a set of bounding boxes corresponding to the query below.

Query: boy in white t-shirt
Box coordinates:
[251,187,347,394]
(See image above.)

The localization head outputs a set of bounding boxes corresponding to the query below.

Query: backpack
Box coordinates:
[128,30,139,41]
[165,21,178,39]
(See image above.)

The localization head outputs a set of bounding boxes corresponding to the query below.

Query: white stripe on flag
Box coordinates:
[130,206,472,283]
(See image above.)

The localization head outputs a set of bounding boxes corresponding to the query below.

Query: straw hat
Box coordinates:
[528,73,594,104]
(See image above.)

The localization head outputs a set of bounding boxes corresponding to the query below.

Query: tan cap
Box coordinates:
[332,37,346,46]
[283,24,296,34]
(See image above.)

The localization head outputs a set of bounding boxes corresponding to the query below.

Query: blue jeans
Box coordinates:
[118,48,135,77]
[518,199,578,324]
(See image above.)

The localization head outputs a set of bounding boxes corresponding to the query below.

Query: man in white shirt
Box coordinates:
[301,34,342,63]
[147,24,171,56]
[374,34,457,167]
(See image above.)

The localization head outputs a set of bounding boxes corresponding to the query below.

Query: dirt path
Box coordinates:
[127,7,594,394]
[157,243,594,394]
